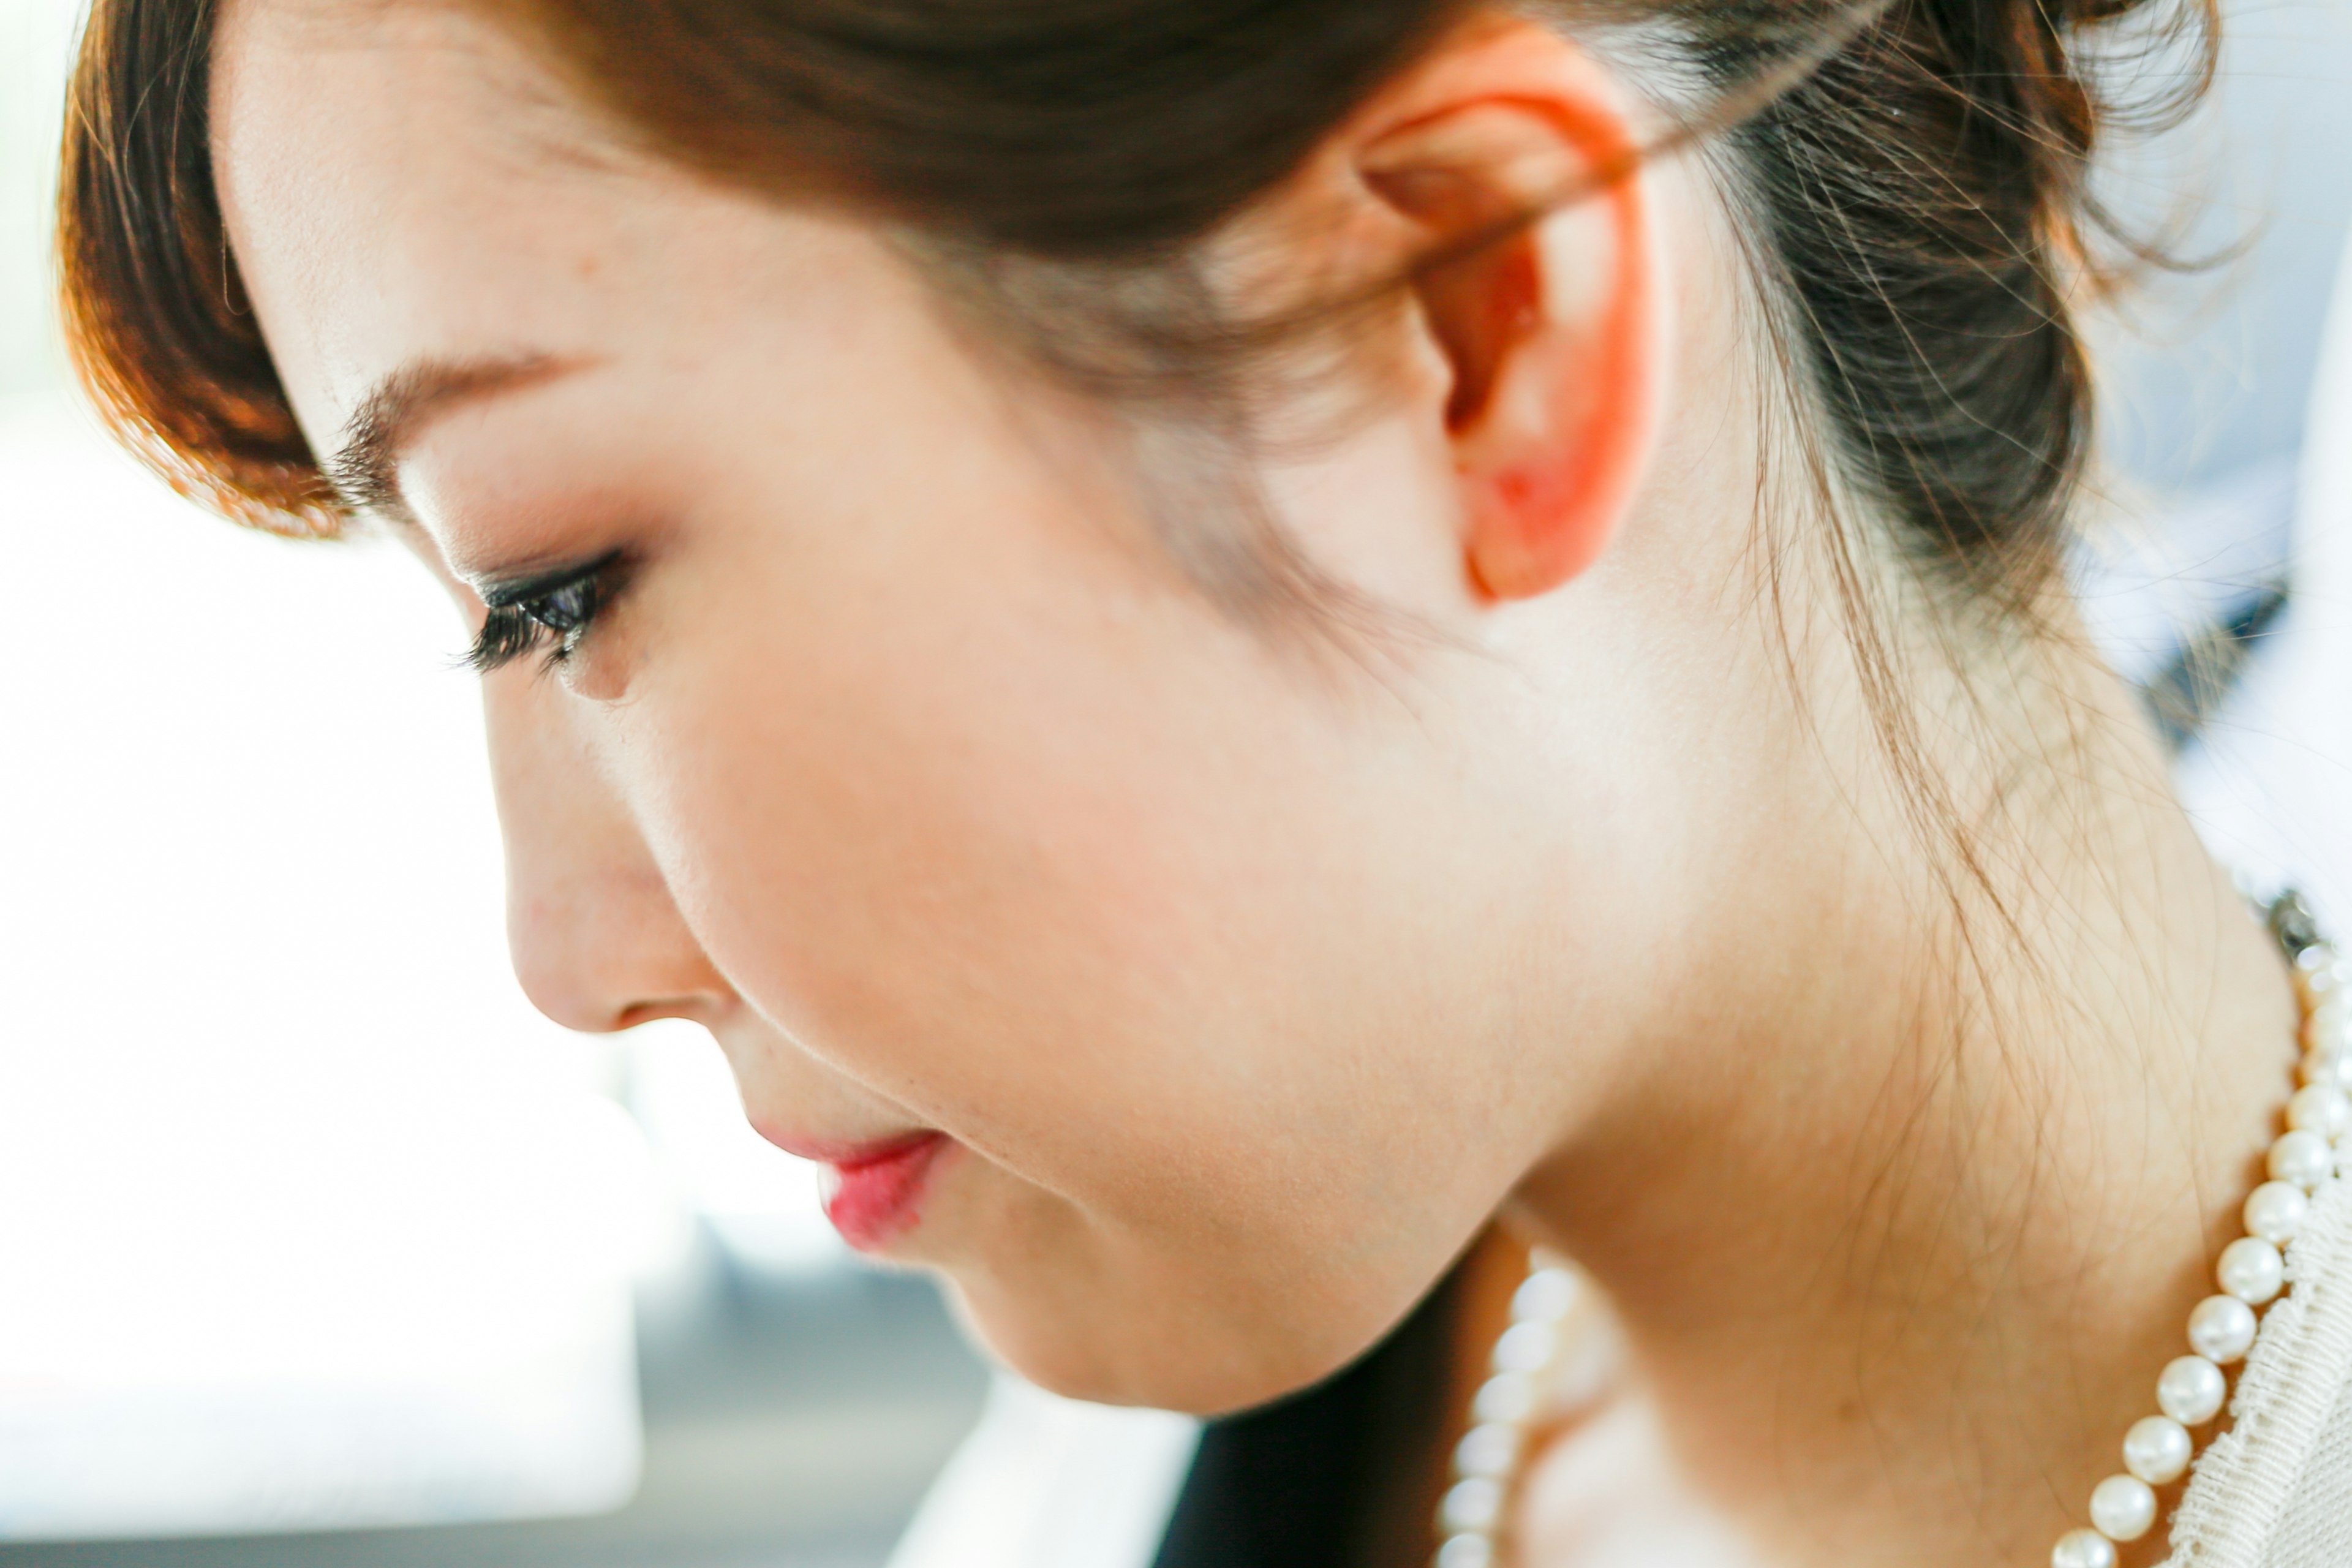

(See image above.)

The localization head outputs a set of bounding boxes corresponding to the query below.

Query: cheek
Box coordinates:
[612,541,1308,1172]
[705,648,1476,1161]
[577,468,1548,1405]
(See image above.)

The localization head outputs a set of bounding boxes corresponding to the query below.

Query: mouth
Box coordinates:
[771,1130,951,1253]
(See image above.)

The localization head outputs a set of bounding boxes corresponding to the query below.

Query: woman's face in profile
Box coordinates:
[210,0,1694,1411]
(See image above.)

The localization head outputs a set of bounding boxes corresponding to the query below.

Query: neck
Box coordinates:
[1513,628,2301,1566]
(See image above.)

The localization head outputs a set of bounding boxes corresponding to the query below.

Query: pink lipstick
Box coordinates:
[804,1132,949,1253]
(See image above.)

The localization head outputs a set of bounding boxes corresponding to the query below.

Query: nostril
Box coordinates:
[503,889,734,1035]
[508,957,622,1035]
[611,993,729,1033]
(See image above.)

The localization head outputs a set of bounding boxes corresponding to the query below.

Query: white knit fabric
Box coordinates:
[2163,1169,2352,1566]
[2265,1373,2352,1565]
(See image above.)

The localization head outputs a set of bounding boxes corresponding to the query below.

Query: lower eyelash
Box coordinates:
[461,606,586,677]
[463,606,550,672]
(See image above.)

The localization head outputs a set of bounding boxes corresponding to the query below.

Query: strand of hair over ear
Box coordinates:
[1094,0,1904,379]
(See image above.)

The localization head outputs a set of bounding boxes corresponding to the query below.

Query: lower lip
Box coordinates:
[821,1134,949,1252]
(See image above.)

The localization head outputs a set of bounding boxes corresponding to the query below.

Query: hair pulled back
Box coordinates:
[58,0,2213,610]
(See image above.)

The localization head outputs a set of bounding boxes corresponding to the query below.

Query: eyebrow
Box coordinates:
[326,352,583,519]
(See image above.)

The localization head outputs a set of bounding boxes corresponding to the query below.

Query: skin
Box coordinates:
[209,2,2302,1563]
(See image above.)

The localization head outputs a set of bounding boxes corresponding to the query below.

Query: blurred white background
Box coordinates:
[1,0,2350,1562]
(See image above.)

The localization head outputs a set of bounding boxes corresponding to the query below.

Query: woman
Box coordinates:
[50,0,2352,1562]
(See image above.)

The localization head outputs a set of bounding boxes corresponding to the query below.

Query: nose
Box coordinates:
[482,669,734,1035]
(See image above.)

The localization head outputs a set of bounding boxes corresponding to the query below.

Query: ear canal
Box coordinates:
[1419,232,1544,432]
[1362,118,1580,437]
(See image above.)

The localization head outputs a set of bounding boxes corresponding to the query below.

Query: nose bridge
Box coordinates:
[483,674,729,1034]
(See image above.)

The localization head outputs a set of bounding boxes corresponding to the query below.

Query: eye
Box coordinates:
[517,575,601,636]
[463,552,627,675]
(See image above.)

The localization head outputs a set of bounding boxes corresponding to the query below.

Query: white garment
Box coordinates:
[2166,1170,2352,1566]
[884,1376,1196,1568]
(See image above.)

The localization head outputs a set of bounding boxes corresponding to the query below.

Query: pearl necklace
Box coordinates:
[1431,894,2352,1568]
[1432,1247,1581,1568]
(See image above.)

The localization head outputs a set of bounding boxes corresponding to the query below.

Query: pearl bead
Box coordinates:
[1455,1422,1520,1479]
[1492,1321,1556,1374]
[2123,1414,2193,1485]
[2307,995,2352,1050]
[1472,1370,1536,1425]
[2288,1084,2352,1140]
[2218,1236,2285,1305]
[1439,1477,1502,1534]
[2188,1294,2258,1364]
[1436,1536,1494,1568]
[1512,1267,1580,1322]
[2269,1129,2335,1191]
[2245,1181,2310,1246]
[2302,1047,2352,1091]
[2052,1526,2119,1568]
[2089,1474,2157,1541]
[2158,1354,2228,1426]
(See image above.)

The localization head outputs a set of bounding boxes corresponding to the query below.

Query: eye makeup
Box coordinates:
[463,549,628,674]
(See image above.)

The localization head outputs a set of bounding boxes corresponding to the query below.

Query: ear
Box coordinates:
[1352,18,1668,603]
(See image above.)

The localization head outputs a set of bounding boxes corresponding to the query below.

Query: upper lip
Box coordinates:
[758,1128,944,1170]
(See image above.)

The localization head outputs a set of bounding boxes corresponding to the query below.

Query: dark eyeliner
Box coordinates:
[462,550,627,675]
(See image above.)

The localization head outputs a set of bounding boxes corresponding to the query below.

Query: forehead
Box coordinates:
[207,0,839,461]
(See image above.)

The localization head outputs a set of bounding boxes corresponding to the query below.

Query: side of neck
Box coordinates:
[1513,639,2301,1566]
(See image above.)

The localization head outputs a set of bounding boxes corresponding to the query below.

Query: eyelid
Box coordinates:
[476,549,624,609]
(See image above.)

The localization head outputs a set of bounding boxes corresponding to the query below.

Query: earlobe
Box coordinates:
[1355,25,1667,605]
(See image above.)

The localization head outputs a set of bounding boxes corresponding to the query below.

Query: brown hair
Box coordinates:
[56,0,2213,598]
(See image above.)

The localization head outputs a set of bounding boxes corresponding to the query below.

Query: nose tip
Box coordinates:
[480,668,734,1038]
[507,887,734,1036]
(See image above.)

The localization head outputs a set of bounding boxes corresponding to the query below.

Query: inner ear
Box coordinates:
[1422,227,1544,432]
[1360,104,1590,438]
[1351,80,1660,603]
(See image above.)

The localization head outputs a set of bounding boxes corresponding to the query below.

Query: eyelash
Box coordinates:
[464,552,627,676]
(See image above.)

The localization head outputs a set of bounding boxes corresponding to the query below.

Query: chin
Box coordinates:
[937,1266,1400,1417]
